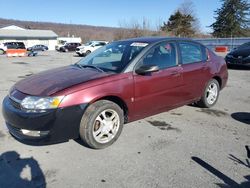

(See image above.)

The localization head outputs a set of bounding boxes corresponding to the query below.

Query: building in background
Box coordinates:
[0,25,58,50]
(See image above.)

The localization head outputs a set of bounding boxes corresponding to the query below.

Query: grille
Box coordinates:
[9,97,21,109]
[8,124,21,133]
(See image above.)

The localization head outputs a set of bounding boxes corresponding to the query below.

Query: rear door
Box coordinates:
[133,41,184,118]
[178,41,209,102]
[69,43,74,51]
[37,45,42,51]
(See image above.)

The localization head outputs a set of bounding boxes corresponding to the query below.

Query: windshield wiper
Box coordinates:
[74,63,83,68]
[79,65,104,73]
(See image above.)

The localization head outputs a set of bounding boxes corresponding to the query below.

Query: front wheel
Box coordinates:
[79,100,124,149]
[85,50,91,56]
[197,79,220,108]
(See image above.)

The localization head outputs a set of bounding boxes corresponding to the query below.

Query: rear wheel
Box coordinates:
[197,79,220,108]
[0,49,4,55]
[79,100,124,149]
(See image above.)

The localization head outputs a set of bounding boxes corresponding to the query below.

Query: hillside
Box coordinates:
[0,18,122,42]
[0,18,213,41]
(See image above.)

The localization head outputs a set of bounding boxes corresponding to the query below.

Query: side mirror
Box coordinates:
[135,64,159,75]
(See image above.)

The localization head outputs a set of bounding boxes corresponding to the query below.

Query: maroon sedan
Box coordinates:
[2,37,228,149]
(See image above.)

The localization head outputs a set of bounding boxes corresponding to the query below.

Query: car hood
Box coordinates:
[78,45,85,48]
[14,65,109,96]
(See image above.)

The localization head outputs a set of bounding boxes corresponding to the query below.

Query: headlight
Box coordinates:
[226,54,233,58]
[21,96,64,111]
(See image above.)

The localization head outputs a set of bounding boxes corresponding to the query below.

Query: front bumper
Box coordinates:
[225,56,250,65]
[2,96,88,145]
[76,50,86,56]
[76,52,83,56]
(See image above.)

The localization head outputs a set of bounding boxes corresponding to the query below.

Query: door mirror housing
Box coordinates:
[135,65,159,75]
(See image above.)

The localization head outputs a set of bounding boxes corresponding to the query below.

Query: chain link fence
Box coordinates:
[194,37,250,51]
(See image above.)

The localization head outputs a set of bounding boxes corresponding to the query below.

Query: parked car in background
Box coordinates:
[27,45,48,51]
[58,42,81,52]
[4,42,26,50]
[0,42,26,54]
[0,42,26,56]
[225,42,250,66]
[76,41,108,56]
[1,42,26,50]
[2,37,228,149]
[56,37,82,50]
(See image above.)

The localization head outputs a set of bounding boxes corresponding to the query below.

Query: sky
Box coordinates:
[0,0,222,33]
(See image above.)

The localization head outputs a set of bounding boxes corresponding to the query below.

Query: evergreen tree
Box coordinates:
[161,10,195,37]
[211,0,250,37]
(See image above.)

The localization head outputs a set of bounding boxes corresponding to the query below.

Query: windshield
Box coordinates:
[84,42,93,46]
[76,41,148,73]
[238,42,250,49]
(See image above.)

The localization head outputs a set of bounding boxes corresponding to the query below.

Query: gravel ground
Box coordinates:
[0,51,249,188]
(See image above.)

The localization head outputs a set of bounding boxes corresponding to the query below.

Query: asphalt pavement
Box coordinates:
[0,51,249,188]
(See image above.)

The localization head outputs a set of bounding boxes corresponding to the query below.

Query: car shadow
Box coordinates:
[0,151,46,188]
[73,55,82,57]
[12,62,30,65]
[231,112,250,125]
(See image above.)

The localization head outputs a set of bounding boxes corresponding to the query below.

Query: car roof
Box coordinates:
[119,37,194,44]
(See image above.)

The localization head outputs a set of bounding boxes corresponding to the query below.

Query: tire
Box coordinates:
[79,100,124,149]
[85,50,91,56]
[226,63,233,69]
[197,79,220,108]
[0,49,4,55]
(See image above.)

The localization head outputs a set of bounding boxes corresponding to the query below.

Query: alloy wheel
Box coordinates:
[92,109,120,144]
[206,83,218,105]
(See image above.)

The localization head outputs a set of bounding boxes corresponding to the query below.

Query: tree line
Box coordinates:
[115,0,250,39]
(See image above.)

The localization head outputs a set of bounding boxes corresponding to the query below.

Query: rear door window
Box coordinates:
[179,42,203,64]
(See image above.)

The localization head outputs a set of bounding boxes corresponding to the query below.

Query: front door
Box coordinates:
[133,41,184,119]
